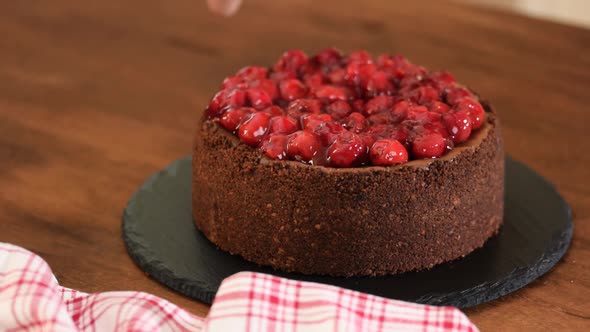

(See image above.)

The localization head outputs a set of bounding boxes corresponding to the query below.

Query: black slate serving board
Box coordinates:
[122,156,572,308]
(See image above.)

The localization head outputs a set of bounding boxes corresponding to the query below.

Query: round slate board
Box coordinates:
[122,157,572,308]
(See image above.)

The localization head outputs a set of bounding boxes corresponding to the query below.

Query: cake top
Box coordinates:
[205,49,486,168]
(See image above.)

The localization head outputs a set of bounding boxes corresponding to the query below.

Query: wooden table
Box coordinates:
[1,0,588,330]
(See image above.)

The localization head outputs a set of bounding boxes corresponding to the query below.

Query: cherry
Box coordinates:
[454,98,485,129]
[365,71,395,97]
[286,98,322,119]
[370,139,408,166]
[238,112,271,147]
[260,134,289,160]
[443,110,472,143]
[314,85,349,102]
[364,96,394,116]
[343,112,368,133]
[445,86,473,105]
[326,100,352,120]
[250,79,279,100]
[220,107,253,132]
[270,70,297,82]
[287,131,320,162]
[263,105,284,117]
[429,101,451,114]
[351,99,365,113]
[222,76,245,90]
[428,71,456,90]
[327,68,346,85]
[313,47,343,67]
[303,73,325,89]
[270,115,299,134]
[348,50,373,64]
[345,63,377,88]
[206,89,246,118]
[327,131,367,167]
[247,88,272,110]
[274,49,309,74]
[404,86,440,105]
[236,66,268,81]
[301,113,333,131]
[314,122,347,146]
[279,79,308,101]
[411,133,446,158]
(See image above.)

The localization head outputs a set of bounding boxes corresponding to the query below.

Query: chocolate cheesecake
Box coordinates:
[192,49,504,276]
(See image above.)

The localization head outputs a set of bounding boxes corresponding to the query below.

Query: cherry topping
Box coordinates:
[287,131,320,162]
[327,131,367,167]
[279,79,308,101]
[286,98,322,119]
[412,133,446,158]
[270,115,299,135]
[370,139,408,166]
[301,113,333,131]
[220,107,253,132]
[365,96,395,116]
[247,88,272,110]
[207,49,489,167]
[238,112,271,147]
[236,66,268,81]
[326,100,352,120]
[343,112,368,133]
[260,134,288,160]
[443,110,472,143]
[455,98,485,129]
[274,50,309,74]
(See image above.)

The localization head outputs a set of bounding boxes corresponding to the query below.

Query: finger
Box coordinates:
[207,0,243,17]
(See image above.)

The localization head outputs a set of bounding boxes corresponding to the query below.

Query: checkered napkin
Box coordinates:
[0,242,478,331]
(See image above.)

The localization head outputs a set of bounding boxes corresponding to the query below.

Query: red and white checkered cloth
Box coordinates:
[0,242,478,331]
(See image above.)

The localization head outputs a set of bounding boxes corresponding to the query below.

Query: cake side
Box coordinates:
[192,103,504,276]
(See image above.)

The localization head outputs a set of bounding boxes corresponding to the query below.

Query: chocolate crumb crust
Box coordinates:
[192,101,504,276]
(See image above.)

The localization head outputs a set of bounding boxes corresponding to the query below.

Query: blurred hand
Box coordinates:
[207,0,243,16]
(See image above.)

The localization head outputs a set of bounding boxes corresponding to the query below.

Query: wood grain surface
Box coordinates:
[0,0,588,330]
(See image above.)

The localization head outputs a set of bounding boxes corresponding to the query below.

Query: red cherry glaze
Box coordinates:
[238,112,271,147]
[412,133,446,158]
[327,132,367,167]
[270,115,299,134]
[220,107,253,132]
[260,134,289,160]
[287,131,320,162]
[208,49,488,167]
[370,139,408,166]
[279,79,308,101]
